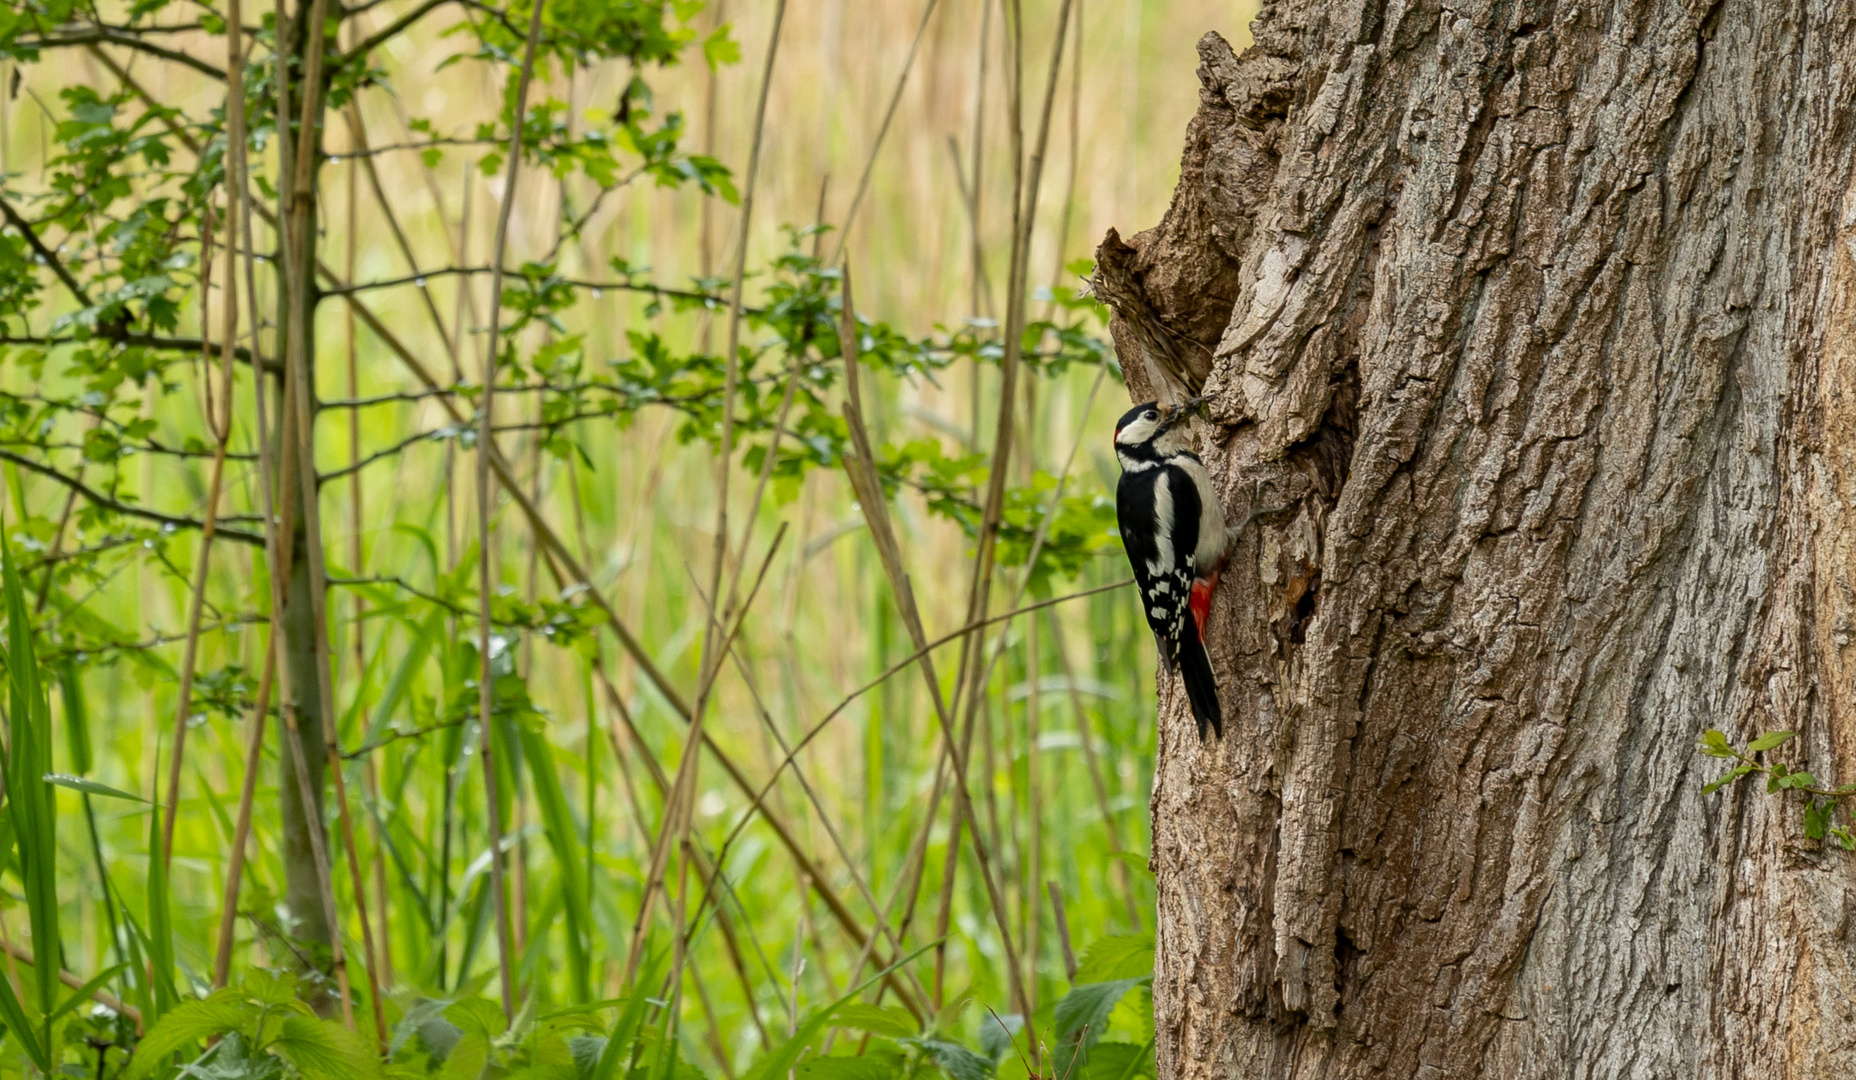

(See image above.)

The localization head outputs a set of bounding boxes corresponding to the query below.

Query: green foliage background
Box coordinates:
[0,0,1243,1076]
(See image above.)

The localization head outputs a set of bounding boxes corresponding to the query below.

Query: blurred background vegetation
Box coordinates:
[0,0,1252,1076]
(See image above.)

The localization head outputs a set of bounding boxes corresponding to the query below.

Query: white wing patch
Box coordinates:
[1147,471,1174,579]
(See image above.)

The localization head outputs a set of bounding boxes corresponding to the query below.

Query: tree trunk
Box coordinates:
[279,511,330,948]
[273,0,332,955]
[1095,1,1856,1073]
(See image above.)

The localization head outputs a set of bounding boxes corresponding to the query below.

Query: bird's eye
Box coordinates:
[1145,411,1157,420]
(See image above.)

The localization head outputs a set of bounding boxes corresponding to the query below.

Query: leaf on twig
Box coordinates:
[1747,731,1797,753]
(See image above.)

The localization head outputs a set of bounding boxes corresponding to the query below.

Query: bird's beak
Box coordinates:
[1159,396,1208,431]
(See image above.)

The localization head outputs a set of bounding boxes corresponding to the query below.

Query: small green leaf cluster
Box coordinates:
[1698,729,1856,849]
[482,235,1121,587]
[795,934,1155,1080]
[447,1,731,200]
[0,0,81,63]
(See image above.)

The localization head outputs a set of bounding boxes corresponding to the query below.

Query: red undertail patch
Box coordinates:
[1190,568,1219,640]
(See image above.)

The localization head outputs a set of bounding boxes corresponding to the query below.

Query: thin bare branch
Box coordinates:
[20,30,227,78]
[0,941,144,1032]
[0,194,93,305]
[333,0,451,66]
[0,447,265,546]
[0,333,272,371]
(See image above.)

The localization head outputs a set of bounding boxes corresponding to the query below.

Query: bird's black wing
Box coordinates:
[1117,466,1202,645]
[1119,465,1223,738]
[1165,459,1205,582]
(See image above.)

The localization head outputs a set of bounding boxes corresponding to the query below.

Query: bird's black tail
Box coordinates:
[1176,627,1223,740]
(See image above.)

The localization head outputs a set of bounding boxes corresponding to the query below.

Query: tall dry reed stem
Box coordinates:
[931,0,1077,1027]
[476,0,548,1020]
[831,0,941,261]
[213,0,274,982]
[161,204,234,864]
[625,0,787,992]
[834,264,1028,1019]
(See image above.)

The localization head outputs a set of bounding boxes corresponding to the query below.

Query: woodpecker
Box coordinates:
[1114,397,1227,739]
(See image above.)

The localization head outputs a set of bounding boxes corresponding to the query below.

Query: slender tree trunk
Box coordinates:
[279,512,330,948]
[1096,1,1856,1073]
[273,0,331,955]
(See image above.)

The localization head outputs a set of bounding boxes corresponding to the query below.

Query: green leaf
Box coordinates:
[57,661,91,775]
[1805,799,1830,840]
[241,968,303,1008]
[742,944,936,1080]
[1748,731,1797,753]
[901,1038,991,1080]
[520,723,594,1001]
[1,526,61,1021]
[832,1003,916,1039]
[274,1013,388,1080]
[592,950,665,1080]
[1051,980,1148,1080]
[444,998,507,1041]
[47,962,126,1026]
[1698,729,1735,758]
[0,968,46,1073]
[438,1033,489,1080]
[1073,935,1154,984]
[796,1058,895,1080]
[43,772,146,801]
[977,1013,1021,1063]
[701,24,740,69]
[1079,1042,1151,1080]
[124,997,257,1079]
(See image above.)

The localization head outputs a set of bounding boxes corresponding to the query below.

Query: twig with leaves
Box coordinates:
[1699,728,1856,849]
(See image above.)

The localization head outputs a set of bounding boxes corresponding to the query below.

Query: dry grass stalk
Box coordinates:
[0,941,143,1032]
[626,0,788,993]
[160,205,231,863]
[831,0,943,261]
[1047,880,1077,982]
[931,0,1077,1029]
[1047,609,1143,929]
[475,0,550,1021]
[836,264,1029,1018]
[213,641,276,987]
[212,0,278,984]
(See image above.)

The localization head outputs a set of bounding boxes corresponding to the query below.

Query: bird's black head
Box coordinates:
[1113,397,1206,449]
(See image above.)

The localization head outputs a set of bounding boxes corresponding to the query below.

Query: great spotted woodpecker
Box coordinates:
[1114,398,1227,739]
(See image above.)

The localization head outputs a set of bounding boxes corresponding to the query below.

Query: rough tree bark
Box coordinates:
[1095,0,1856,1074]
